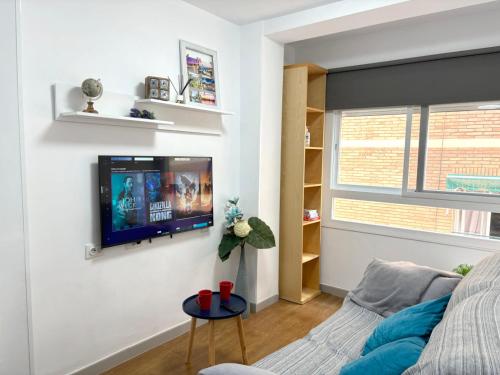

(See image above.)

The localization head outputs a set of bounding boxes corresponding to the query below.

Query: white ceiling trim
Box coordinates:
[262,0,497,43]
[182,0,341,25]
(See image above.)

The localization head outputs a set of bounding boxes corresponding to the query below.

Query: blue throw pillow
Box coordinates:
[363,293,451,356]
[340,337,426,375]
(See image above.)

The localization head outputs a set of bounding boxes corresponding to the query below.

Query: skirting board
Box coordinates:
[70,318,206,375]
[250,294,279,313]
[71,295,279,374]
[320,284,348,299]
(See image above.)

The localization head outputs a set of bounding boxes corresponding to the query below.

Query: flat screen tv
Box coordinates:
[99,155,213,248]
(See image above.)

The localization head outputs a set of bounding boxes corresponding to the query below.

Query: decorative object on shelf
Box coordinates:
[145,76,170,101]
[180,40,220,108]
[304,209,320,221]
[169,75,192,104]
[218,197,275,318]
[305,126,311,147]
[81,78,103,113]
[453,264,473,276]
[129,108,156,119]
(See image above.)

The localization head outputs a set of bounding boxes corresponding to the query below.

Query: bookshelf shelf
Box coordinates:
[302,252,320,263]
[303,220,320,226]
[306,106,324,113]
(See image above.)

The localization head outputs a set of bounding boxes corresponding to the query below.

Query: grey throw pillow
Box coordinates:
[420,276,461,302]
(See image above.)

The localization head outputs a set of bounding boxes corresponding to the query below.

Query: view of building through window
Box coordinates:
[338,110,406,188]
[334,198,495,238]
[424,105,500,196]
[334,104,500,239]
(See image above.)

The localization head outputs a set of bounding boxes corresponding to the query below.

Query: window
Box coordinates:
[337,108,407,189]
[329,102,500,244]
[333,198,495,239]
[421,104,500,196]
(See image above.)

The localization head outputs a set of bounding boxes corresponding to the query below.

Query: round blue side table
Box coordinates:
[182,292,247,366]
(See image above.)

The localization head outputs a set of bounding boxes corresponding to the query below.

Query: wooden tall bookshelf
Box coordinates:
[279,63,327,304]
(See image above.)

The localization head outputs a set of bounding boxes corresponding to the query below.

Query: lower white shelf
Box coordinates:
[57,112,175,131]
[57,112,222,134]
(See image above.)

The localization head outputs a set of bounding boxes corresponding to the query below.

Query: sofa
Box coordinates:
[200,253,500,374]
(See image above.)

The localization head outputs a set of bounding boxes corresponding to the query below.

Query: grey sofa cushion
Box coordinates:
[198,363,275,375]
[420,276,461,302]
[348,258,461,317]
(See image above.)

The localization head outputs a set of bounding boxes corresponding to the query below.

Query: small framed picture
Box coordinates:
[145,76,169,101]
[179,40,220,108]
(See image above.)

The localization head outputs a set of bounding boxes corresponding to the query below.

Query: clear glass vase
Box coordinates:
[235,243,250,319]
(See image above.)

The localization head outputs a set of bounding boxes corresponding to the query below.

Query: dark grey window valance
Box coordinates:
[326,47,500,110]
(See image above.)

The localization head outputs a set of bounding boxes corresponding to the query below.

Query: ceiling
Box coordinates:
[183,0,341,25]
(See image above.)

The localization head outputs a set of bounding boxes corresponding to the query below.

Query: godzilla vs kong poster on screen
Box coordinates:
[145,172,174,225]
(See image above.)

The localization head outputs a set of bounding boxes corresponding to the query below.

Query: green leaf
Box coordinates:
[453,263,473,277]
[246,217,276,249]
[218,233,241,262]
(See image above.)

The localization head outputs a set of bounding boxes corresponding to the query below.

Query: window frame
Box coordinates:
[331,106,500,212]
[325,106,500,251]
[402,103,500,205]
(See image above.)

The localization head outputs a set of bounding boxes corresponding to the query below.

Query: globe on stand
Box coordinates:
[81,78,103,114]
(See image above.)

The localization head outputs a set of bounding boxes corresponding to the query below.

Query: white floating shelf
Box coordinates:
[135,99,234,115]
[53,83,224,135]
[57,112,175,131]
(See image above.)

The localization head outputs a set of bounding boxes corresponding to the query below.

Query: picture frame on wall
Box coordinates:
[179,40,220,109]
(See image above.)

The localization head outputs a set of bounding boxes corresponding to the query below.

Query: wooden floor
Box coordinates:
[105,293,342,375]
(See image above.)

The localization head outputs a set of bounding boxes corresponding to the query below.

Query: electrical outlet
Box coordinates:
[85,243,102,259]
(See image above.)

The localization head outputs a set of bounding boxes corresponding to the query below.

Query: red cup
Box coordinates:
[219,280,234,302]
[196,289,212,311]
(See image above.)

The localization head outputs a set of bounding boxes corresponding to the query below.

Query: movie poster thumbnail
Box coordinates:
[200,170,213,212]
[174,172,202,219]
[111,172,146,232]
[145,172,174,225]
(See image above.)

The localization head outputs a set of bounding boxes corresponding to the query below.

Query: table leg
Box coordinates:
[185,317,197,364]
[236,315,248,364]
[208,320,215,366]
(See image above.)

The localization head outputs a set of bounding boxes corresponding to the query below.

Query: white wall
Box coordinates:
[255,36,283,302]
[239,23,264,302]
[321,228,494,291]
[0,0,31,373]
[20,1,241,373]
[288,1,500,68]
[286,2,500,290]
[239,22,284,304]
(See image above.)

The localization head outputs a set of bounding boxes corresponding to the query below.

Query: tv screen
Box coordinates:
[99,155,213,248]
